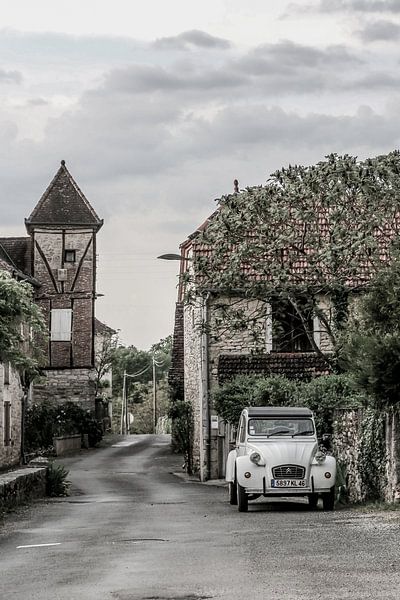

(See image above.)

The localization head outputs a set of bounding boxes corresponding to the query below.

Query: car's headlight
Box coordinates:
[249,451,263,465]
[314,450,327,464]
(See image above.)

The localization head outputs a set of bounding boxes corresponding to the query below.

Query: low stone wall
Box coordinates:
[333,408,400,504]
[53,434,82,456]
[332,409,364,503]
[0,467,47,511]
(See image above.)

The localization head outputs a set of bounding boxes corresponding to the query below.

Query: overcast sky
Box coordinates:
[2,0,400,349]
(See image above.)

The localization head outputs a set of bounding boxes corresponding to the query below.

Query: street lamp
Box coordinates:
[157,253,183,261]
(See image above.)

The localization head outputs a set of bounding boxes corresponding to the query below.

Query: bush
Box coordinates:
[25,401,103,453]
[46,462,70,497]
[213,373,363,435]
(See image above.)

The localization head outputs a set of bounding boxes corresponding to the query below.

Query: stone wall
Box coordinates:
[183,303,203,475]
[384,410,400,503]
[333,408,400,504]
[0,467,47,511]
[332,409,364,503]
[0,363,22,470]
[33,368,96,411]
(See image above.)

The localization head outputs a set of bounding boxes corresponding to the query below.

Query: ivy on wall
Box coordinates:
[358,408,387,501]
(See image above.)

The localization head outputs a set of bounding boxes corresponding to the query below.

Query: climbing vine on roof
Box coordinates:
[186,152,400,355]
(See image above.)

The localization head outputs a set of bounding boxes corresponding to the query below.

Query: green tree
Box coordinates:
[0,271,46,380]
[186,152,400,358]
[340,258,400,408]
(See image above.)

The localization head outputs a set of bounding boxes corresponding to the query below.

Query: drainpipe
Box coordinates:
[200,292,211,481]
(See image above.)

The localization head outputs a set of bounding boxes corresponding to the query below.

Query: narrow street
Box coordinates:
[1,435,399,600]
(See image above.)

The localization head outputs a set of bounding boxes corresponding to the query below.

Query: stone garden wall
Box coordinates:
[333,408,400,504]
[0,467,47,511]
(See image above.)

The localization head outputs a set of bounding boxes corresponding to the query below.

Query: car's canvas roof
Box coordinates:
[246,406,313,418]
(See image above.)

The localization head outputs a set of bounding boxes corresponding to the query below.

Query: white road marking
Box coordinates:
[111,440,140,448]
[17,543,61,549]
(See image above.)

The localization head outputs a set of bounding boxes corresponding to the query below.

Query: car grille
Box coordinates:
[272,465,305,479]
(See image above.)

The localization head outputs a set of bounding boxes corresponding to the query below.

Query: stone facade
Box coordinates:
[33,227,96,370]
[32,368,95,409]
[181,292,334,480]
[183,302,204,475]
[0,362,23,470]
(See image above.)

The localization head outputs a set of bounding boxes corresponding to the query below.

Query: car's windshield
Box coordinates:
[248,418,315,437]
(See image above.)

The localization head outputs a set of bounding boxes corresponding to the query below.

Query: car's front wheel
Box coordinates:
[237,482,248,512]
[229,481,238,505]
[308,493,319,509]
[322,487,335,511]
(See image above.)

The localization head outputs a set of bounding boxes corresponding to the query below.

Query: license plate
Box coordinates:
[271,479,306,488]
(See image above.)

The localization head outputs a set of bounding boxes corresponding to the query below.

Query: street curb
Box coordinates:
[172,471,227,487]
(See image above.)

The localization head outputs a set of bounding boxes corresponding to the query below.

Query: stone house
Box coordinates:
[170,221,332,481]
[170,180,400,481]
[0,161,105,415]
[0,251,40,470]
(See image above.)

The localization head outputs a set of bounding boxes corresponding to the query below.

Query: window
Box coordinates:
[4,401,11,446]
[64,249,76,263]
[3,361,10,385]
[51,308,72,341]
[271,297,313,352]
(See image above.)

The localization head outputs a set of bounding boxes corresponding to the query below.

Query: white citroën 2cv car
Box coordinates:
[225,406,337,512]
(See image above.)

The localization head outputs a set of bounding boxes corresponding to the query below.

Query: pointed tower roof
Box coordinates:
[25,160,103,233]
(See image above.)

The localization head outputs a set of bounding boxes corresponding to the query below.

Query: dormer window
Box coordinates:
[64,249,76,263]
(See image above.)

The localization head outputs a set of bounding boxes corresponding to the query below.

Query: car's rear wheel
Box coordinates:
[229,481,238,505]
[322,487,335,511]
[237,482,248,512]
[308,493,319,509]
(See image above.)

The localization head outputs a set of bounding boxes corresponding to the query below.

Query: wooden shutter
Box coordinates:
[4,401,11,446]
[51,309,72,341]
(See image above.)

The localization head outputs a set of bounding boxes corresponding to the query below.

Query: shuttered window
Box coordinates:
[4,401,11,446]
[51,309,72,341]
[3,361,10,385]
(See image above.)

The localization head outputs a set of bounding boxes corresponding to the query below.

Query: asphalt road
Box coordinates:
[1,434,399,600]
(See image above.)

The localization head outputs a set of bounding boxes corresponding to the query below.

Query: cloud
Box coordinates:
[154,29,231,50]
[288,0,400,15]
[0,68,22,84]
[357,19,400,42]
[26,97,49,106]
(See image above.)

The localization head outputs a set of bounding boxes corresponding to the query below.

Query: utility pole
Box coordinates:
[120,370,127,434]
[152,355,157,433]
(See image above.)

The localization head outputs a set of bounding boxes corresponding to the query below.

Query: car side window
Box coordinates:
[236,416,245,445]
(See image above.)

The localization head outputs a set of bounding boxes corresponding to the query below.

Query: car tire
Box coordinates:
[237,482,248,512]
[308,493,319,509]
[322,487,335,511]
[229,481,238,505]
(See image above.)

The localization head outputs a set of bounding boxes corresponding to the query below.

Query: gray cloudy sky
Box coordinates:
[1,0,400,349]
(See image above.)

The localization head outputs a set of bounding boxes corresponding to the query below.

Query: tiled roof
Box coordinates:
[94,318,117,336]
[218,353,331,384]
[0,239,39,285]
[0,237,31,274]
[25,161,103,231]
[186,200,400,288]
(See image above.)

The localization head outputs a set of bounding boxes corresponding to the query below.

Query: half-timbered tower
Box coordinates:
[25,160,103,408]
